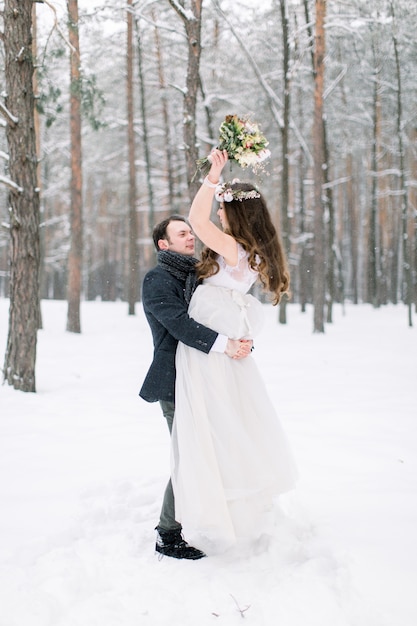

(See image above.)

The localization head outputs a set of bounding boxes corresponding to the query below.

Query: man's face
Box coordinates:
[158,220,195,256]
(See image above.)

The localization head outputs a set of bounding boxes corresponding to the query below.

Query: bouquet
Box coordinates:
[193,114,271,180]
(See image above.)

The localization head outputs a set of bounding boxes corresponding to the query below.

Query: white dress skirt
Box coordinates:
[171,255,298,551]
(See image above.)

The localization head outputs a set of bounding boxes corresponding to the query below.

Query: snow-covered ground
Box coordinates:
[0,298,416,626]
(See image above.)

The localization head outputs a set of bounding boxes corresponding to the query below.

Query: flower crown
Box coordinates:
[215,179,261,203]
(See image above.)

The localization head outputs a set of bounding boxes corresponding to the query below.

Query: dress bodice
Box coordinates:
[203,244,258,294]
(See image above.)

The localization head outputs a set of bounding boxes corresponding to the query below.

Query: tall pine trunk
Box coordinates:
[126,0,138,314]
[152,7,177,213]
[312,0,326,333]
[2,0,41,391]
[66,0,83,333]
[296,7,310,313]
[32,1,43,330]
[278,0,291,324]
[337,48,358,306]
[390,1,412,326]
[323,120,336,323]
[368,39,382,307]
[346,154,358,304]
[168,0,203,201]
[410,127,417,313]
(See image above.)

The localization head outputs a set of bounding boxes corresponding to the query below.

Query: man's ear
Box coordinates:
[158,239,169,250]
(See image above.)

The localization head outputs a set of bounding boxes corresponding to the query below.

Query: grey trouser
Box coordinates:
[158,400,182,531]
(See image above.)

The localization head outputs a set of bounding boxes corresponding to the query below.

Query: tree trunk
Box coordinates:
[409,126,417,312]
[32,1,43,330]
[168,0,203,201]
[2,0,41,391]
[199,74,215,159]
[312,0,326,333]
[135,16,155,231]
[337,42,357,305]
[66,0,83,333]
[294,7,310,313]
[126,0,138,315]
[346,154,358,304]
[390,1,412,326]
[367,39,381,307]
[323,119,335,323]
[278,0,291,325]
[152,7,177,213]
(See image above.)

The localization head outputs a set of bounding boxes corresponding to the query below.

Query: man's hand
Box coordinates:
[224,338,253,360]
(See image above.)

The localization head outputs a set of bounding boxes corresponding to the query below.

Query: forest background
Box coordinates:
[0,0,416,391]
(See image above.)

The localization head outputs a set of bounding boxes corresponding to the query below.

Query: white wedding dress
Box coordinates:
[171,245,298,551]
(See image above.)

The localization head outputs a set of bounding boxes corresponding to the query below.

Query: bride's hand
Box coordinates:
[207,149,228,184]
[224,338,252,360]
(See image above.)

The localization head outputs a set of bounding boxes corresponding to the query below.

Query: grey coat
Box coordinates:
[139,264,218,403]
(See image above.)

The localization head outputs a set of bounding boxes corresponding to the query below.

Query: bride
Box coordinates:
[171,149,298,553]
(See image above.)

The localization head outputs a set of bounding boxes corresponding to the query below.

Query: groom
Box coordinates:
[140,214,251,560]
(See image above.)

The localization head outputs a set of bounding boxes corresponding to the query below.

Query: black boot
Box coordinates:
[155,527,206,560]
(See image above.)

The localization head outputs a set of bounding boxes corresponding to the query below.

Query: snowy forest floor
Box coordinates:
[0,299,416,626]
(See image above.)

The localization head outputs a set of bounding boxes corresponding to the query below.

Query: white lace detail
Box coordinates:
[204,244,258,294]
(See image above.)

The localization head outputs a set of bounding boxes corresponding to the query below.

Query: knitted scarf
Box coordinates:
[157,250,199,305]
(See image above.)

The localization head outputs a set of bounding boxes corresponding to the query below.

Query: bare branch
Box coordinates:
[168,82,187,96]
[41,0,76,55]
[0,102,18,127]
[323,65,348,100]
[230,594,251,618]
[211,0,312,165]
[133,5,187,39]
[0,175,23,193]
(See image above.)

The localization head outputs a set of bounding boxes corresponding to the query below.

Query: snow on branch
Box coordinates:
[134,8,187,39]
[0,102,18,127]
[323,176,352,189]
[369,168,402,178]
[323,66,348,100]
[167,0,196,22]
[169,82,187,96]
[0,175,23,194]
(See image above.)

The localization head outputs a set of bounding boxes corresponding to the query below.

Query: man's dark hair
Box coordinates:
[152,214,188,251]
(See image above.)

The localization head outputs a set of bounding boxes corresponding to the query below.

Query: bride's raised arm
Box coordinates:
[188,149,238,266]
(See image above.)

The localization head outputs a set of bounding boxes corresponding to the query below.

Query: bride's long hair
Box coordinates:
[196,182,290,305]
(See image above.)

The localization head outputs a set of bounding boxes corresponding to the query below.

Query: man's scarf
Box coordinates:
[157,250,199,305]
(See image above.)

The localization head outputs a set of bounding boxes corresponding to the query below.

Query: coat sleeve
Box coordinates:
[142,271,218,353]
